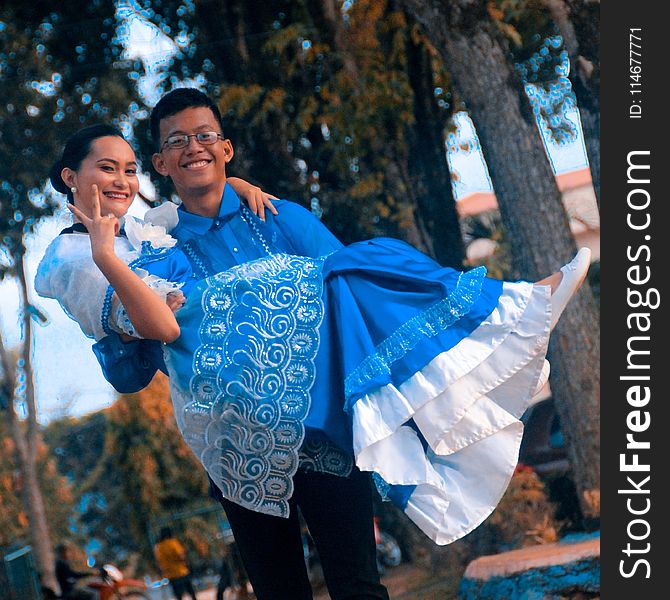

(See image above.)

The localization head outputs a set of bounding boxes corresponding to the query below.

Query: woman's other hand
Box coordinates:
[68,184,120,261]
[227,176,279,221]
[166,291,186,313]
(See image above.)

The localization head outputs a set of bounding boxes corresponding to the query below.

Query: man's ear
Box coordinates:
[222,139,234,164]
[152,152,169,176]
[61,167,76,189]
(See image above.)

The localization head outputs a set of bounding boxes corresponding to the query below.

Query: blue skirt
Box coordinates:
[165,238,551,544]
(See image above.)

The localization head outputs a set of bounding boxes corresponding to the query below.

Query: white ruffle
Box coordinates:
[34,233,139,340]
[124,214,177,252]
[351,281,551,545]
[143,201,180,232]
[109,270,184,338]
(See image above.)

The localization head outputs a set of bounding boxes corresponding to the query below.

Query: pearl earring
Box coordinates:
[70,187,78,194]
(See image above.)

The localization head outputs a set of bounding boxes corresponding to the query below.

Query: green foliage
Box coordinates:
[0,419,76,549]
[489,0,578,145]
[132,0,463,264]
[44,374,212,571]
[0,1,140,280]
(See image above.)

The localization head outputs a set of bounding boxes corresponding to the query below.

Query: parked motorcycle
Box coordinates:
[81,564,149,600]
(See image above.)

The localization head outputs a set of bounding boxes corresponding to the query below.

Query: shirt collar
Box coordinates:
[175,183,241,234]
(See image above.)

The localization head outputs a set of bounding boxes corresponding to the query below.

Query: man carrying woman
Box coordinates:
[36,88,590,600]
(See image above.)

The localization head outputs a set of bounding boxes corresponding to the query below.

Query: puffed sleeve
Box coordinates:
[34,235,119,341]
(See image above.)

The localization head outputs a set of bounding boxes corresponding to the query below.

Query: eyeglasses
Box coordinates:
[161,131,224,150]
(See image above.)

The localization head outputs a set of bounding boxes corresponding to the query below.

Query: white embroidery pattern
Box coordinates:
[180,253,325,517]
[298,439,354,477]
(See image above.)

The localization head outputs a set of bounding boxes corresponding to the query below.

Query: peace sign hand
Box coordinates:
[68,184,120,261]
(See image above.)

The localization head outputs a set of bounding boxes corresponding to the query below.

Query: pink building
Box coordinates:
[456,167,600,264]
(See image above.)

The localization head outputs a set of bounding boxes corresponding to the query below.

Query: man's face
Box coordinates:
[152,106,233,200]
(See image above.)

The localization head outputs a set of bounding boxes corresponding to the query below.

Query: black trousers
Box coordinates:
[216,467,389,600]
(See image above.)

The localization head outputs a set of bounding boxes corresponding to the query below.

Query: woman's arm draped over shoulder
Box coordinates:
[227,176,279,221]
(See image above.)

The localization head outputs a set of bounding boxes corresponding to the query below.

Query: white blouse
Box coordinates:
[35,214,182,341]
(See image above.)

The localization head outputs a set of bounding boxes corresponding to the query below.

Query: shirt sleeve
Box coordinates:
[269,200,343,257]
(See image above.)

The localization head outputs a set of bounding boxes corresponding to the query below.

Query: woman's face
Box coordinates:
[63,136,139,219]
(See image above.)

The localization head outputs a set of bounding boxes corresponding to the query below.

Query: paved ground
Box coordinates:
[186,562,454,600]
[172,535,600,600]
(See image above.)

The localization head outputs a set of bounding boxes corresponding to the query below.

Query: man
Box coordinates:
[153,527,198,600]
[93,88,388,600]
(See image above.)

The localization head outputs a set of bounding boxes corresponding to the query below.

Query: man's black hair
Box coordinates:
[150,88,225,150]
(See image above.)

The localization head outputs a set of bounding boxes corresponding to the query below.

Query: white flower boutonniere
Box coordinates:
[144,201,179,232]
[124,215,177,255]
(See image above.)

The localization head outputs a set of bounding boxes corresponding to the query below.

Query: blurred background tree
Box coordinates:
[0,1,142,588]
[401,0,600,522]
[0,416,76,550]
[130,0,465,265]
[43,374,214,572]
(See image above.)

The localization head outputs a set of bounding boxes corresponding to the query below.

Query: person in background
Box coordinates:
[153,527,198,600]
[54,543,96,600]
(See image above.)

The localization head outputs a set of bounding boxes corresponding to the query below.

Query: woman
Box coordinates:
[36,124,591,545]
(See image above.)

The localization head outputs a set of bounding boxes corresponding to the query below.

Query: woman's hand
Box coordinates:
[227,176,279,221]
[166,291,186,313]
[68,184,119,262]
[69,184,179,343]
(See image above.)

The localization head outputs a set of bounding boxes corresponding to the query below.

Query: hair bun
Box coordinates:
[49,159,70,195]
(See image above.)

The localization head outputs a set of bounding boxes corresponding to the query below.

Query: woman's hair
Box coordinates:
[49,124,125,200]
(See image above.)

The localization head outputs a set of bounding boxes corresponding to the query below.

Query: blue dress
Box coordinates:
[160,237,551,545]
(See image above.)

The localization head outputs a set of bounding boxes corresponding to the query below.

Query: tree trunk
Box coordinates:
[404,21,465,267]
[545,0,600,207]
[3,256,59,593]
[401,0,600,520]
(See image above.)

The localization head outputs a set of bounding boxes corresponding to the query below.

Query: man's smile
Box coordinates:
[182,159,212,169]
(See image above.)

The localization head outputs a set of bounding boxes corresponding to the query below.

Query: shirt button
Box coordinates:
[233,247,239,253]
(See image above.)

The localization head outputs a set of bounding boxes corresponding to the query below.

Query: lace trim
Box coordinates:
[344,266,487,399]
[239,206,273,254]
[298,439,354,477]
[101,246,180,335]
[182,253,326,517]
[180,240,212,280]
[373,472,392,501]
